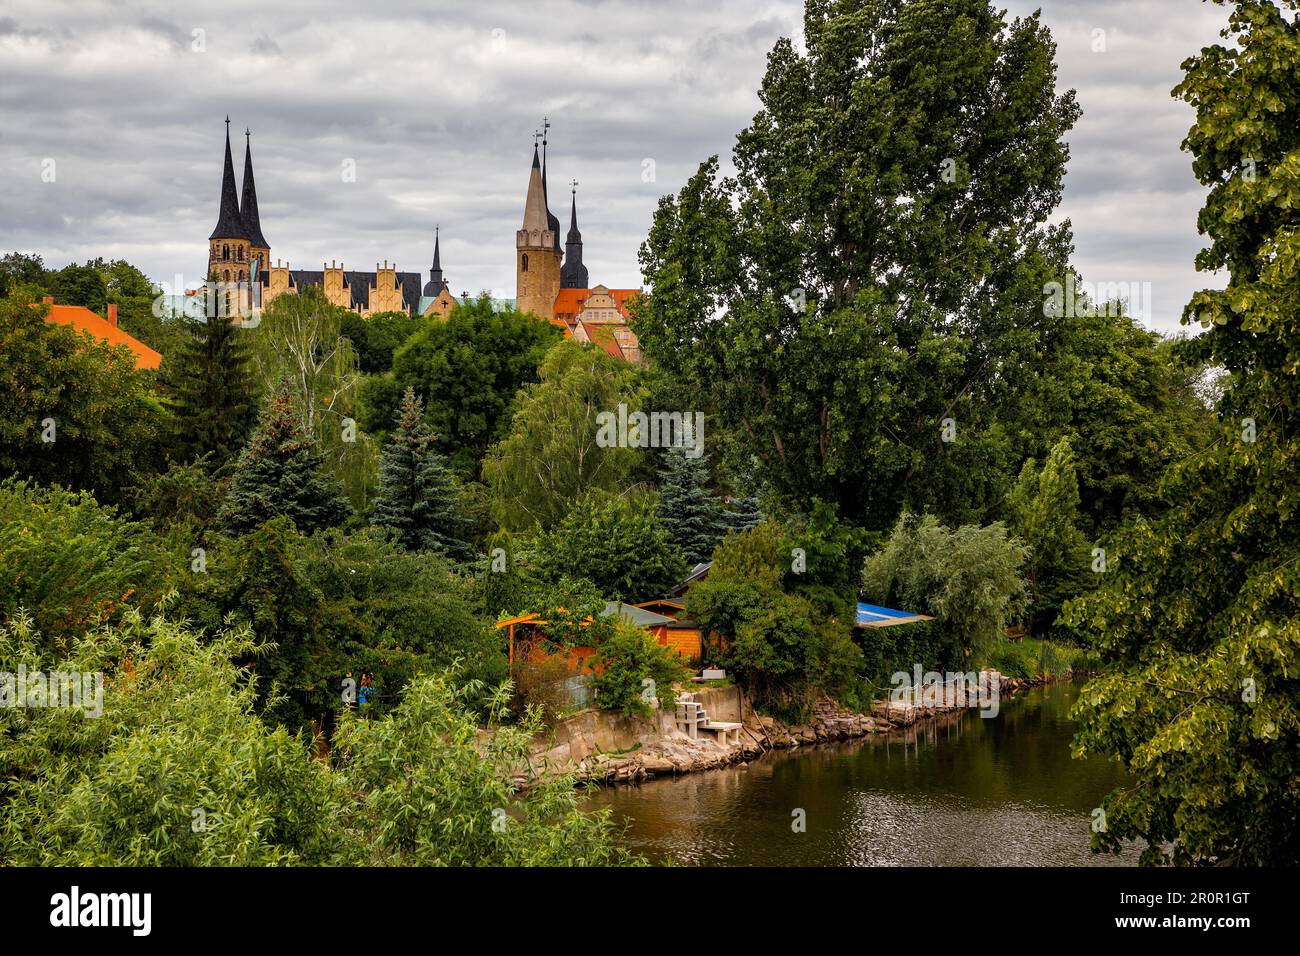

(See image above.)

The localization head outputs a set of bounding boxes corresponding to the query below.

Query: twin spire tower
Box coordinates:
[207,117,269,286]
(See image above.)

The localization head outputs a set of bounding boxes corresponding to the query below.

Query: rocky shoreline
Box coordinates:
[557,670,1072,785]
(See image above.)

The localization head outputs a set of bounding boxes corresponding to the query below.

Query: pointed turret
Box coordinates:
[424,226,447,296]
[542,125,563,255]
[210,118,248,240]
[561,182,588,289]
[521,144,551,234]
[239,129,270,251]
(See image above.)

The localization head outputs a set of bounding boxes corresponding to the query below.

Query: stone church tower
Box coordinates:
[515,144,561,321]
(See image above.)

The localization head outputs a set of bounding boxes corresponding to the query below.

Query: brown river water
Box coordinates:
[585,680,1132,866]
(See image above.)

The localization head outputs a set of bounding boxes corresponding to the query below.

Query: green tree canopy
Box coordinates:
[371,386,471,559]
[169,316,258,466]
[1063,0,1300,866]
[539,490,687,603]
[1004,436,1093,634]
[634,0,1082,529]
[217,380,352,536]
[0,293,166,505]
[485,341,646,532]
[657,447,728,565]
[361,295,564,477]
[862,512,1028,660]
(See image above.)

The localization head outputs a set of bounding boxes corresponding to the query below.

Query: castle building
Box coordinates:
[201,120,644,362]
[205,119,441,320]
[513,137,644,362]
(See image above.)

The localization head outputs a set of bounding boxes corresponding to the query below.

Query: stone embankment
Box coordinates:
[529,676,1041,785]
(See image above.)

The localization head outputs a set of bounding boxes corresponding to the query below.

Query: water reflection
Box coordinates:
[586,681,1130,866]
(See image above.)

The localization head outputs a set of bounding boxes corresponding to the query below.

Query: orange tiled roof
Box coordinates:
[578,321,625,360]
[38,301,162,370]
[552,288,640,324]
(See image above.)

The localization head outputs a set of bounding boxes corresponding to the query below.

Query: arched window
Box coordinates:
[237,246,244,261]
[521,254,529,273]
[222,244,230,260]
[223,269,230,282]
[239,270,246,282]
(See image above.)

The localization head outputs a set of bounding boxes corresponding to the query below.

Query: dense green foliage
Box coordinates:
[247,287,376,510]
[657,448,728,564]
[0,480,167,655]
[372,387,471,559]
[169,315,258,465]
[688,519,860,714]
[362,296,564,476]
[591,622,691,716]
[633,0,1209,539]
[1063,0,1300,866]
[485,341,646,531]
[862,513,1028,661]
[341,309,422,375]
[217,381,352,535]
[0,294,166,504]
[538,491,686,603]
[175,521,495,732]
[0,613,634,865]
[1004,437,1093,633]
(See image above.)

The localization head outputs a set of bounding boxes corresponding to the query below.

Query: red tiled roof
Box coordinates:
[37,301,162,370]
[579,321,625,359]
[552,288,640,324]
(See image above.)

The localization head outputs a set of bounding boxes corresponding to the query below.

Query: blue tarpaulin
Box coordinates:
[855,602,935,629]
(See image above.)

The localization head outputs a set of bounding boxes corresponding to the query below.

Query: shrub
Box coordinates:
[591,622,690,717]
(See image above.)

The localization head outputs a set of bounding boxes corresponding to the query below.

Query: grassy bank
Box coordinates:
[980,638,1099,681]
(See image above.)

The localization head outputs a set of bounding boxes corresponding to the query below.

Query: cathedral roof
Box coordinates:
[239,132,270,249]
[210,121,249,241]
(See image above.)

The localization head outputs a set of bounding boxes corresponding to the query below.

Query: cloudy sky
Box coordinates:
[0,0,1231,332]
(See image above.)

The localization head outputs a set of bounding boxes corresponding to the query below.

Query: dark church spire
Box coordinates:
[424,226,446,296]
[560,180,588,289]
[541,118,563,256]
[239,128,270,250]
[210,117,248,240]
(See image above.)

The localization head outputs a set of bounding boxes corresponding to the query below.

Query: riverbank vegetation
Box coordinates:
[2,0,1294,867]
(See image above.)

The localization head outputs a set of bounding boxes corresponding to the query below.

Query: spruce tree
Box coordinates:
[217,380,352,535]
[657,447,726,565]
[170,314,257,466]
[721,459,764,536]
[371,387,469,559]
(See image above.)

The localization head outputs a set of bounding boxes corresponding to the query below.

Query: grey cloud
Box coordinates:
[0,0,1234,330]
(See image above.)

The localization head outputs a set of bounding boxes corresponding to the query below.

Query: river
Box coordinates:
[585,680,1131,865]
